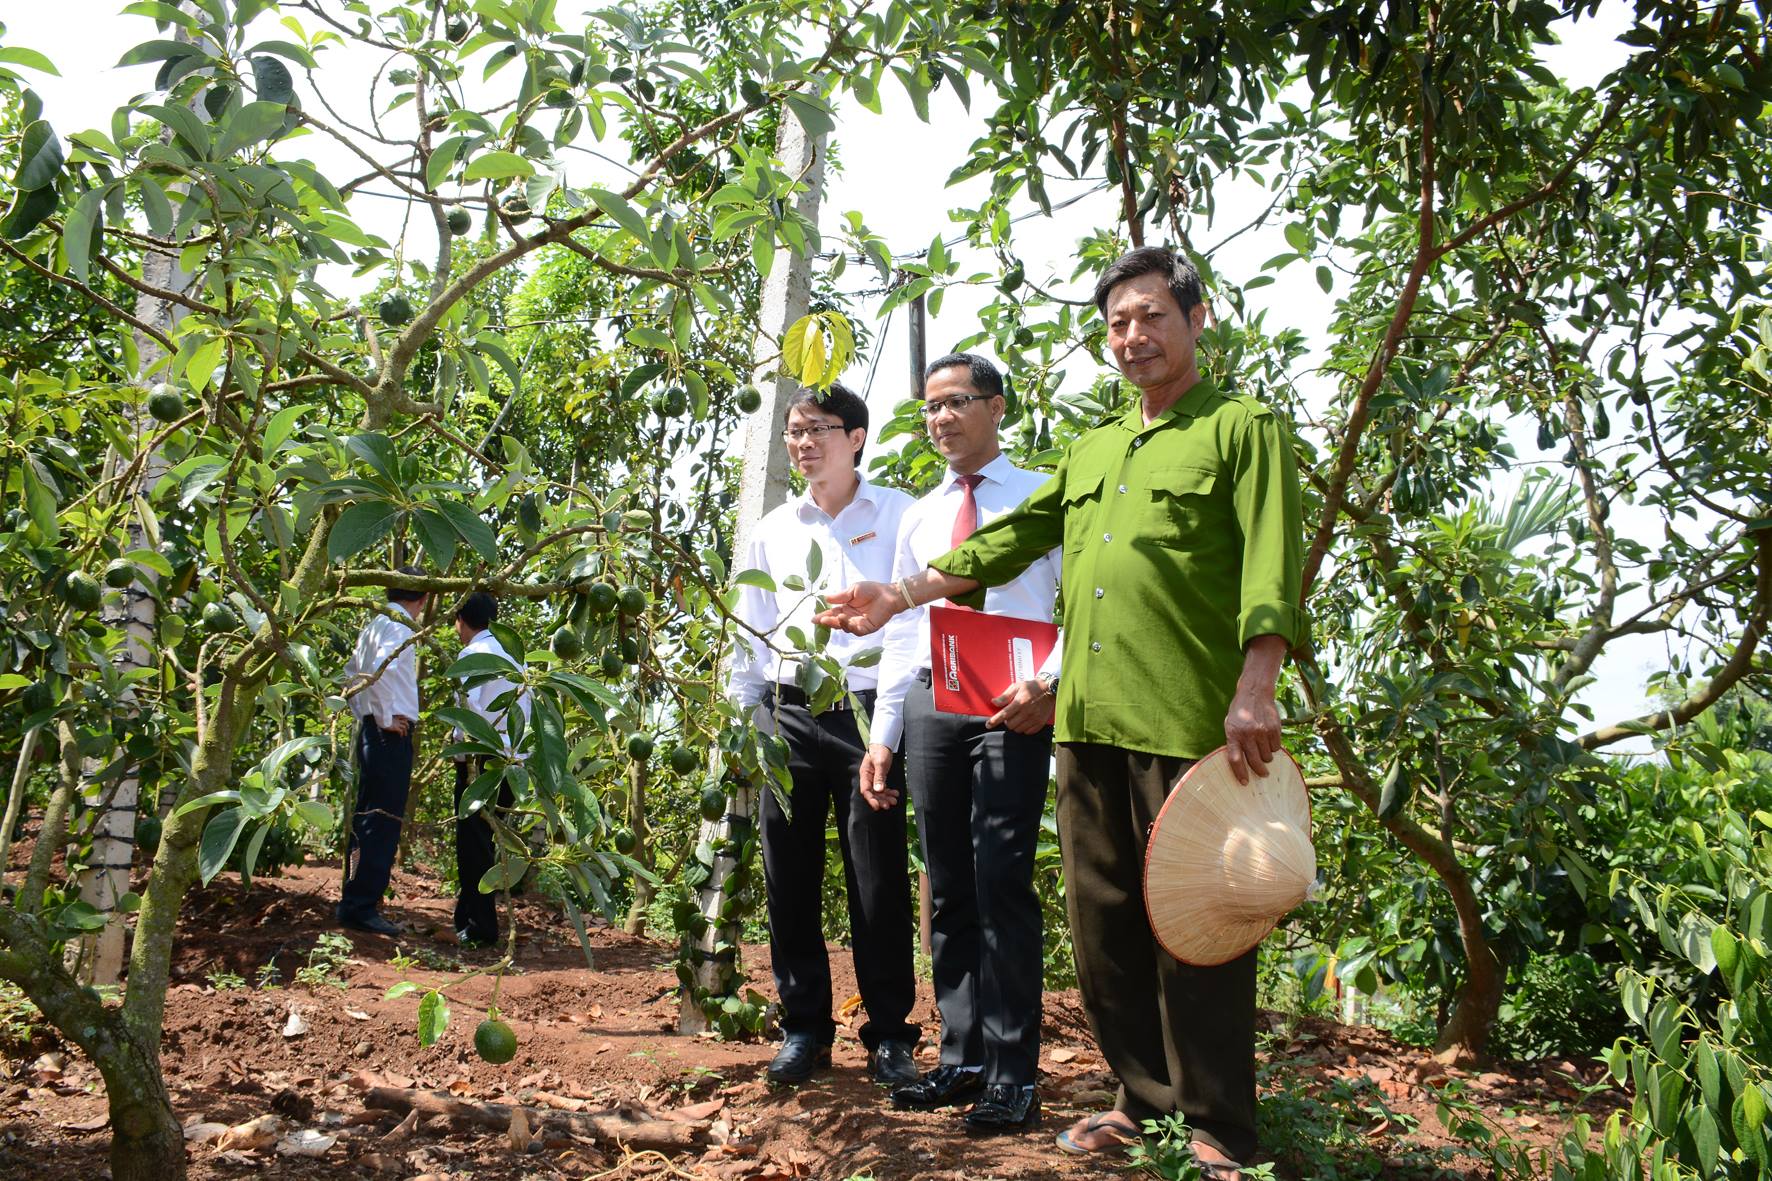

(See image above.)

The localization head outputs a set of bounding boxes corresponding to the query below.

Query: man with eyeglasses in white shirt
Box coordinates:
[339,570,429,936]
[728,383,921,1088]
[862,353,1060,1132]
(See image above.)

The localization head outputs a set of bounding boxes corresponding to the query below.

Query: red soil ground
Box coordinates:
[0,858,1620,1180]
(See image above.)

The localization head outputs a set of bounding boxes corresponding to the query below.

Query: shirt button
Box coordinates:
[1134,438,1144,448]
[1094,587,1104,598]
[1103,532,1112,542]
[1090,641,1102,653]
[1117,484,1127,494]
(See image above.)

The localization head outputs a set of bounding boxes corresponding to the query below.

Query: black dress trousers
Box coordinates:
[903,679,1051,1084]
[758,686,919,1051]
[338,718,413,923]
[453,757,511,943]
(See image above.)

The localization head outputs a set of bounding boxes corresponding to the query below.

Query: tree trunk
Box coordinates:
[622,758,653,935]
[1315,713,1502,1061]
[70,100,194,986]
[0,906,184,1181]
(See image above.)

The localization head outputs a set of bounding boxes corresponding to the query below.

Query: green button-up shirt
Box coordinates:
[931,378,1307,759]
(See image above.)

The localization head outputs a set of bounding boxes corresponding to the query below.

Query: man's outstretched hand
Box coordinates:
[812,581,898,636]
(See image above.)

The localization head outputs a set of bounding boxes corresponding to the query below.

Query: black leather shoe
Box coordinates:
[766,1033,831,1085]
[868,1038,920,1086]
[964,1084,1040,1132]
[337,912,402,936]
[891,1064,986,1110]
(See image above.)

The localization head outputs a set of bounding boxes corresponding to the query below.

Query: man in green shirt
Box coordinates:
[815,246,1305,1176]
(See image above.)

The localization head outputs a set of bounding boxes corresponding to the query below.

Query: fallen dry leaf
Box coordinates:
[356,1151,403,1174]
[215,1113,281,1152]
[1049,1048,1077,1064]
[346,1009,371,1021]
[281,1007,309,1038]
[61,1113,109,1133]
[445,1076,473,1096]
[1518,1115,1542,1129]
[589,1003,604,1020]
[507,1105,533,1153]
[29,1053,66,1082]
[183,1121,229,1144]
[836,994,864,1021]
[276,1129,337,1157]
[670,1097,725,1122]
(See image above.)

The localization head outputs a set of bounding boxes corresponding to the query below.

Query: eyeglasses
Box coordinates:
[781,423,847,442]
[921,394,994,417]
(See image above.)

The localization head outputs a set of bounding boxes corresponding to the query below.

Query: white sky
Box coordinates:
[5,2,1686,751]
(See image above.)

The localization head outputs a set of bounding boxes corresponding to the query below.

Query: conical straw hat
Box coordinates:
[1143,746,1316,966]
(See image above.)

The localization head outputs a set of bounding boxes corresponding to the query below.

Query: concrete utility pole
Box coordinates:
[680,106,827,1034]
[69,16,196,986]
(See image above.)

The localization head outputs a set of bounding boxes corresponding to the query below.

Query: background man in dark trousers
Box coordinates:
[864,353,1060,1132]
[339,573,429,936]
[817,247,1306,1178]
[727,384,921,1087]
[449,591,528,948]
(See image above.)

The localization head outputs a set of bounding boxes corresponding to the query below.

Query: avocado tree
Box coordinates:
[932,0,1771,1059]
[0,1,989,1176]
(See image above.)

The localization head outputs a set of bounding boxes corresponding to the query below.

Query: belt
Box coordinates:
[766,684,876,710]
[915,668,932,685]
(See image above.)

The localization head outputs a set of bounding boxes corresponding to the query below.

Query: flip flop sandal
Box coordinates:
[1054,1112,1141,1155]
[1186,1145,1245,1181]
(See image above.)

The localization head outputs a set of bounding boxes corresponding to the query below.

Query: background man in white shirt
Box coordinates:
[338,572,428,936]
[450,591,530,948]
[728,384,921,1087]
[863,354,1061,1131]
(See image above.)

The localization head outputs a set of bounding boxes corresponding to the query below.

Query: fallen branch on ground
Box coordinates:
[362,1086,706,1153]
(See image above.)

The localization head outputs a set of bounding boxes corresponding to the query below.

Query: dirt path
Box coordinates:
[0,861,1618,1179]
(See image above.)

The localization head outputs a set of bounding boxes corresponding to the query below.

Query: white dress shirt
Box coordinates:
[456,628,531,754]
[344,606,421,730]
[871,454,1062,751]
[727,477,916,709]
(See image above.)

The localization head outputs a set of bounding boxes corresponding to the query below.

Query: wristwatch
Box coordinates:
[1037,671,1059,697]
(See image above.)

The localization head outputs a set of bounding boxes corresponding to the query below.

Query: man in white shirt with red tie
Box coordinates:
[863,353,1060,1132]
[727,383,921,1088]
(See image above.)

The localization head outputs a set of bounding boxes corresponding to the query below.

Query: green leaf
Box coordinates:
[327,500,403,561]
[198,805,248,883]
[0,47,60,76]
[433,498,499,563]
[589,187,649,242]
[435,705,505,754]
[61,185,105,283]
[292,799,333,830]
[447,651,523,680]
[1376,758,1411,819]
[117,38,209,67]
[384,981,419,999]
[462,151,534,181]
[479,852,529,892]
[215,100,289,157]
[21,456,58,543]
[416,989,450,1046]
[250,54,296,102]
[14,120,63,190]
[731,568,776,592]
[184,336,224,392]
[1,185,57,240]
[426,136,466,190]
[139,179,173,237]
[409,505,458,570]
[260,404,312,460]
[782,91,835,139]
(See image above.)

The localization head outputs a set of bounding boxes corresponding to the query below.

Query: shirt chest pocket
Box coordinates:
[1143,464,1219,547]
[1060,470,1106,554]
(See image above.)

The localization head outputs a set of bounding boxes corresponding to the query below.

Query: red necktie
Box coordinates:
[947,474,984,610]
[951,473,984,548]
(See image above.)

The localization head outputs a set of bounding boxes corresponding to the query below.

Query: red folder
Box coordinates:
[927,605,1058,717]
